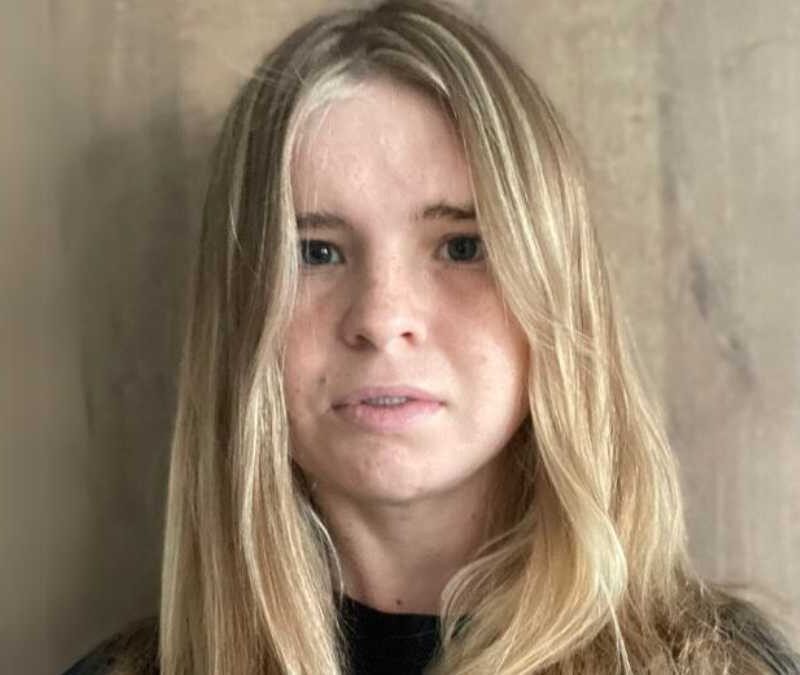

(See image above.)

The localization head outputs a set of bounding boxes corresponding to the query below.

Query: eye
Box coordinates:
[438,235,485,264]
[299,239,344,266]
[297,235,486,268]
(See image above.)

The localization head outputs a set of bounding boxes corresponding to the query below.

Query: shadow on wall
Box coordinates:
[54,92,216,668]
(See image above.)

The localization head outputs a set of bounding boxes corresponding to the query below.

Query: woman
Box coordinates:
[64,1,799,673]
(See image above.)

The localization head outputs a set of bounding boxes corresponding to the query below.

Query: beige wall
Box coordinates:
[2,1,798,672]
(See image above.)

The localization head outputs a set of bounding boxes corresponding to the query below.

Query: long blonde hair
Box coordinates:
[144,1,798,673]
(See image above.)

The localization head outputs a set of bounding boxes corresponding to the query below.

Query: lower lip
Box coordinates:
[333,400,443,433]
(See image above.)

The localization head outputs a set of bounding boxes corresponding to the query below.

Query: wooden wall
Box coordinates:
[2,1,797,672]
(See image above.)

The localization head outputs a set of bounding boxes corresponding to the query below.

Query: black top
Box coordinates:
[61,596,440,675]
[340,596,440,675]
[60,594,800,674]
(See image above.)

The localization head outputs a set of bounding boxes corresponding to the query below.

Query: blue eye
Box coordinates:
[440,235,485,263]
[299,240,344,266]
[297,235,485,267]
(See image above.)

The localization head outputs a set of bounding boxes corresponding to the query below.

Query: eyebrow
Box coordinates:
[296,201,476,231]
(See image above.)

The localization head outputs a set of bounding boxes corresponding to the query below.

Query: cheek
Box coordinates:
[500,324,529,393]
[462,284,526,348]
[282,313,318,413]
[282,301,338,426]
[284,291,326,363]
[465,294,529,390]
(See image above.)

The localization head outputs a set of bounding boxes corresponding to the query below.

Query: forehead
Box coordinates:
[291,77,472,213]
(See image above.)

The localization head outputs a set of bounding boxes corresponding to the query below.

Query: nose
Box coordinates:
[339,261,428,352]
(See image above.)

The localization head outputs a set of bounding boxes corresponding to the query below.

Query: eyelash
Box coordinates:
[298,235,486,268]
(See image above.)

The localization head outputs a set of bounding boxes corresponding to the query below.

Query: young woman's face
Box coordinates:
[284,77,529,505]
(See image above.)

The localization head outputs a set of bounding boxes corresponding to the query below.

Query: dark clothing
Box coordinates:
[340,596,440,675]
[61,595,800,674]
[61,597,440,675]
[63,647,117,675]
[61,616,158,675]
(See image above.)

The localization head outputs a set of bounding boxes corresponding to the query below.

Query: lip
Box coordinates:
[333,399,443,434]
[333,385,443,408]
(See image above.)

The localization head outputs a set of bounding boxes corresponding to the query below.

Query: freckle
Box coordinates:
[395,598,403,607]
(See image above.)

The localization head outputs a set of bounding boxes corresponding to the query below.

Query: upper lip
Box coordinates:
[333,385,443,407]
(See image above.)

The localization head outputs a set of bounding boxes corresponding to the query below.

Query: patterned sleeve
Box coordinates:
[719,597,800,675]
[60,646,117,675]
[60,617,159,675]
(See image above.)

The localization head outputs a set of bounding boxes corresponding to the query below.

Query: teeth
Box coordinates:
[362,396,411,406]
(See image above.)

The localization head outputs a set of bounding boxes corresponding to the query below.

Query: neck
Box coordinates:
[311,448,518,615]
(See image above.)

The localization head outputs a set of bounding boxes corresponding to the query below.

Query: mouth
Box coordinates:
[332,398,443,433]
[333,396,421,409]
[334,385,443,408]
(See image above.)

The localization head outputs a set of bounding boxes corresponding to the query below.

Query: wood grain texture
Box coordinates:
[655,0,800,636]
[2,1,797,672]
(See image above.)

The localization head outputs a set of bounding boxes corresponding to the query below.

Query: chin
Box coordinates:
[356,472,471,505]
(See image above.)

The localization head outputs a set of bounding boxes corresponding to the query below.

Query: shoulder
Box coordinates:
[717,595,800,675]
[61,617,159,675]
